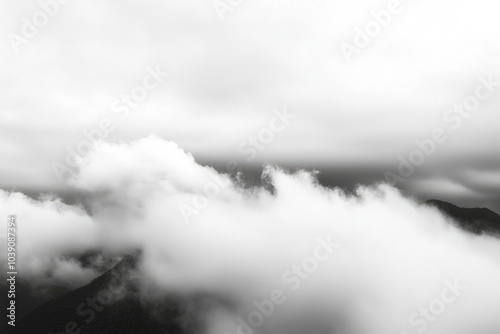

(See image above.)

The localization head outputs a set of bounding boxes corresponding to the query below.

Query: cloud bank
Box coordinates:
[2,135,500,333]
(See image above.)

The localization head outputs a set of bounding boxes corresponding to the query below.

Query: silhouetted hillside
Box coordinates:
[424,199,500,235]
[2,252,198,334]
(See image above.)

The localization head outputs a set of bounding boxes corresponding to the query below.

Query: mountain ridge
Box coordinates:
[2,252,192,334]
[423,199,500,235]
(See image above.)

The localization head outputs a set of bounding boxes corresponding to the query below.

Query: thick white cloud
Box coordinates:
[0,191,101,289]
[3,136,500,333]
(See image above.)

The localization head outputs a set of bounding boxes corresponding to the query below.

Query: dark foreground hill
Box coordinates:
[2,253,199,334]
[423,199,500,235]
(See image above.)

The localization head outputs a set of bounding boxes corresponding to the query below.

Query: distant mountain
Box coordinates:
[423,199,500,235]
[2,252,200,334]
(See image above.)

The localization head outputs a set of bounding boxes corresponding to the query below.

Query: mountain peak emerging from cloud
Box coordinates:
[423,199,500,236]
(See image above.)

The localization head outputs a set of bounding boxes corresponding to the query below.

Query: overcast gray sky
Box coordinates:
[1,0,499,211]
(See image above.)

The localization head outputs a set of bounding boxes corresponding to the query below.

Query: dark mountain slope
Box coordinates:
[423,199,500,235]
[2,253,197,334]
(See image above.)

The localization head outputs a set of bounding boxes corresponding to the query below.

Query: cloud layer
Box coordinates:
[2,136,500,333]
[1,1,500,208]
